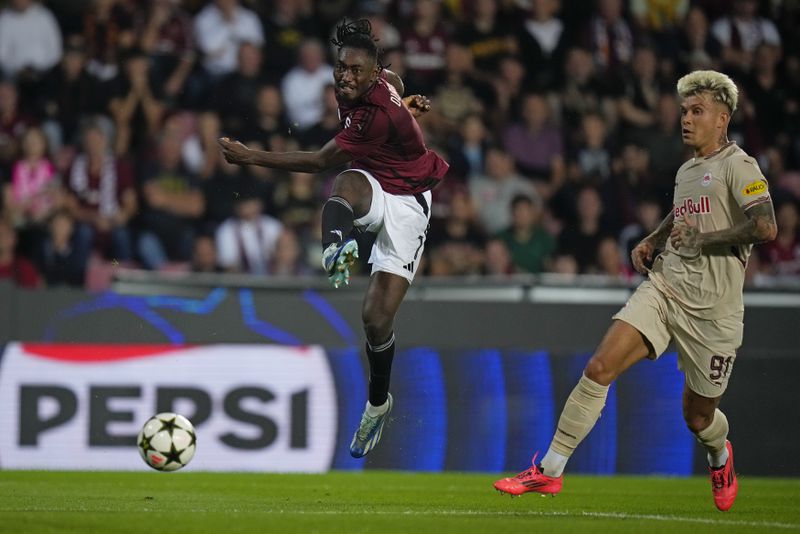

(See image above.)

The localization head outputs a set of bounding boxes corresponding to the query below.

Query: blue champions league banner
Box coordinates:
[0,343,694,475]
[331,348,694,476]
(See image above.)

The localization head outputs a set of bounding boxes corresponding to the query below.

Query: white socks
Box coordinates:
[708,448,729,469]
[540,450,569,477]
[365,400,389,417]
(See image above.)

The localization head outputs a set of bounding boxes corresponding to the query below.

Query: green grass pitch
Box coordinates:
[1,471,798,533]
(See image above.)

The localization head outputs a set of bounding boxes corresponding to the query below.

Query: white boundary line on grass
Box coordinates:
[262,509,800,530]
[13,507,799,530]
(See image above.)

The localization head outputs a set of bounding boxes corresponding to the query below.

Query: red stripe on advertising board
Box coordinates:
[21,344,190,362]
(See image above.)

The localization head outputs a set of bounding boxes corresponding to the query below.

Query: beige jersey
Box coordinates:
[649,142,771,319]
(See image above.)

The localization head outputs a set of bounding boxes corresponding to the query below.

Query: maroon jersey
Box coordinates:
[335,75,449,195]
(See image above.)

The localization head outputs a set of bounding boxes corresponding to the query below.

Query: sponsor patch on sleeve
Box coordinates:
[742,179,767,196]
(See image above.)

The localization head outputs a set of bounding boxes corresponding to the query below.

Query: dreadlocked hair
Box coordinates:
[331,18,384,67]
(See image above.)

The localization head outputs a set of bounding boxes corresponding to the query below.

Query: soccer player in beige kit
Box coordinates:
[494,70,777,511]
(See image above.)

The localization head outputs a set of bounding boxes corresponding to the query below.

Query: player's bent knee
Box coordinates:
[332,171,371,198]
[683,411,713,434]
[584,357,615,386]
[362,308,393,344]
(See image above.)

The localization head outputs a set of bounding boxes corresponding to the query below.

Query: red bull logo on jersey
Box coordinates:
[674,196,711,218]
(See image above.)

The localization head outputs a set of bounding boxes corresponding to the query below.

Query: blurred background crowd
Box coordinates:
[0,0,799,290]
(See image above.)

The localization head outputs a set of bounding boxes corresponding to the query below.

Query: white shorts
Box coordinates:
[349,169,432,283]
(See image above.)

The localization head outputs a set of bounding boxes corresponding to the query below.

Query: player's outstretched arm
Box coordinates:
[632,211,674,274]
[217,137,351,173]
[670,201,777,250]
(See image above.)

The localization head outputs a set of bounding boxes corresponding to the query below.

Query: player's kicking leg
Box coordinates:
[684,386,738,511]
[320,172,373,288]
[322,235,359,288]
[350,271,408,458]
[494,320,651,496]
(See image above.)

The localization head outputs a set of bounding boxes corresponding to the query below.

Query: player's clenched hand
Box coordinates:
[669,214,700,250]
[403,95,431,118]
[631,239,655,274]
[217,137,251,165]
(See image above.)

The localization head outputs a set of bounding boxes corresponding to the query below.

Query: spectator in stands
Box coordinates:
[454,0,516,76]
[569,112,613,183]
[516,0,570,91]
[259,0,319,81]
[41,36,100,150]
[64,118,137,262]
[470,146,538,234]
[484,237,514,275]
[642,93,686,183]
[618,195,663,272]
[194,0,264,78]
[270,228,311,276]
[428,43,490,142]
[281,39,335,132]
[447,113,490,181]
[139,0,196,107]
[201,135,254,229]
[238,84,290,149]
[4,127,62,230]
[551,252,579,278]
[677,6,721,73]
[298,84,340,150]
[745,44,788,147]
[362,11,401,51]
[427,186,486,276]
[137,132,205,270]
[174,110,221,180]
[0,216,41,288]
[496,194,556,274]
[190,233,222,273]
[215,191,283,275]
[491,54,526,127]
[502,92,565,185]
[759,199,800,275]
[604,142,662,228]
[400,0,450,94]
[0,0,62,102]
[630,0,689,38]
[560,47,616,145]
[0,81,34,180]
[83,0,137,83]
[273,171,319,235]
[579,0,634,83]
[711,0,781,75]
[595,235,631,280]
[109,48,165,156]
[557,185,610,273]
[34,209,89,287]
[617,46,662,135]
[213,42,270,139]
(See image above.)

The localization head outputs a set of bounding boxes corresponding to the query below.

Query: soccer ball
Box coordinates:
[137,412,197,471]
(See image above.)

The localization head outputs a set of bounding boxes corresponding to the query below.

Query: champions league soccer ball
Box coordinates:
[137,412,197,471]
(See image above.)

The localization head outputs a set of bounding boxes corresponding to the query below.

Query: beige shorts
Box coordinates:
[613,280,743,397]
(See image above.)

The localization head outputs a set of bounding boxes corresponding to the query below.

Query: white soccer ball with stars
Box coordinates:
[137,412,197,471]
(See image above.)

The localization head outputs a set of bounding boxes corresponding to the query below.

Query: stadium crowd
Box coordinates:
[0,0,799,289]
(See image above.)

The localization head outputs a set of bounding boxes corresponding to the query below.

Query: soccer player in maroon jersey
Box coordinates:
[218,19,449,458]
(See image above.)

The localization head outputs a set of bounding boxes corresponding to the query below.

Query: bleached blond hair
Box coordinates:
[677,70,738,113]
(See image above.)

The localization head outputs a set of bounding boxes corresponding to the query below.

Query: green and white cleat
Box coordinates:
[349,394,393,458]
[322,238,359,288]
